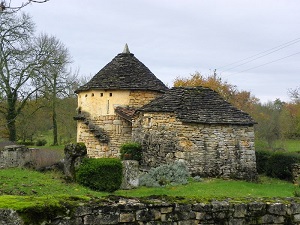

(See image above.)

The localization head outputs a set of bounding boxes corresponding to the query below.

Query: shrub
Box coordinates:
[265,152,300,181]
[120,142,142,161]
[17,141,35,146]
[255,150,273,174]
[76,158,122,192]
[139,161,190,187]
[35,139,47,146]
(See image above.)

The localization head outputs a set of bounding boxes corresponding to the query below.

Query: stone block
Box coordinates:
[160,207,173,214]
[294,214,300,222]
[178,220,198,225]
[121,160,139,189]
[261,214,285,224]
[113,120,122,125]
[233,203,247,218]
[267,203,287,216]
[136,209,161,221]
[119,213,135,222]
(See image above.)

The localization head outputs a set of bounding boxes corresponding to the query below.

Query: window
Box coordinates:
[91,93,94,97]
[107,100,110,114]
[100,93,103,97]
[109,93,113,97]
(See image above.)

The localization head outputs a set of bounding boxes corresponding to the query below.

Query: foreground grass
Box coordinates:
[116,176,296,199]
[0,168,298,210]
[0,168,106,198]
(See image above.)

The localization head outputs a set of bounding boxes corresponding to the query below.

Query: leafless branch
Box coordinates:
[0,0,49,13]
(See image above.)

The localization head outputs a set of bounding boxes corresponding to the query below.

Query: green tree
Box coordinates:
[0,13,67,141]
[253,99,285,148]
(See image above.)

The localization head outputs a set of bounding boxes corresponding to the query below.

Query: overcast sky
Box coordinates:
[20,0,300,103]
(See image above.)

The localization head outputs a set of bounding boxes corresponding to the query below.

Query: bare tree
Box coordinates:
[0,0,49,13]
[37,34,78,145]
[289,87,300,103]
[0,12,62,141]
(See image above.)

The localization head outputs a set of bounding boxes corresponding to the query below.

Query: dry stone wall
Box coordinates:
[0,145,37,169]
[128,90,162,108]
[1,198,300,224]
[77,115,132,158]
[133,112,257,180]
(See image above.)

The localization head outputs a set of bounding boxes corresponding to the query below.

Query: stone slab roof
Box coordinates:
[115,106,136,122]
[137,87,256,125]
[75,48,168,93]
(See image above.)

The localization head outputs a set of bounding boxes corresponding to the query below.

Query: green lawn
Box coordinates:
[116,176,296,199]
[0,168,298,209]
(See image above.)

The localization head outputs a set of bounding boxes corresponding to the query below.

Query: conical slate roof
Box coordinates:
[75,45,168,93]
[138,86,256,125]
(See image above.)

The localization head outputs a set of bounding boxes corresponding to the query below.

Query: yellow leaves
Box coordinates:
[173,72,258,113]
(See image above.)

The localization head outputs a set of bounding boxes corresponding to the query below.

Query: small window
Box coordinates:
[91,93,94,97]
[100,93,103,97]
[109,93,113,97]
[85,94,88,97]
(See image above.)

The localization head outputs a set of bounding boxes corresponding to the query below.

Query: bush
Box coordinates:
[120,142,142,161]
[35,139,47,146]
[76,158,122,192]
[139,161,190,187]
[255,150,272,174]
[17,141,35,146]
[265,152,300,181]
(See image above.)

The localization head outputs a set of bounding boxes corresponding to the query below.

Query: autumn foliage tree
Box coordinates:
[173,72,259,113]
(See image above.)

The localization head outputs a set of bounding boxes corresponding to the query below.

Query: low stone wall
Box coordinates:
[0,145,37,169]
[292,163,300,184]
[1,198,300,224]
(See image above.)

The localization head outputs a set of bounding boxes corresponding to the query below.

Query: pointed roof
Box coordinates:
[75,44,168,93]
[137,86,256,125]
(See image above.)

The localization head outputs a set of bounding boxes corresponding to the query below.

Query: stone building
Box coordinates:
[133,87,257,180]
[74,45,168,158]
[75,45,257,179]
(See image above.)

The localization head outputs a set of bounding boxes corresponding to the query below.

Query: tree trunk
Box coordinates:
[52,97,58,146]
[6,103,17,142]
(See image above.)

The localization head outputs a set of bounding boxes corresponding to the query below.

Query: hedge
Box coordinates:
[256,150,300,181]
[76,158,122,192]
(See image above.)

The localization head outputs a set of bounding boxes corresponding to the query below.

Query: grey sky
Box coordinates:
[22,0,300,103]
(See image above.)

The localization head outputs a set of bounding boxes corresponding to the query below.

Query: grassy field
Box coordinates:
[0,168,298,209]
[255,139,300,152]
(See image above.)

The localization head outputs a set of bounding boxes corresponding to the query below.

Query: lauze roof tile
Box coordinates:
[138,87,256,125]
[75,45,168,93]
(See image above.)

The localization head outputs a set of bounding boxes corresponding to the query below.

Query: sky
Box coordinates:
[18,0,300,103]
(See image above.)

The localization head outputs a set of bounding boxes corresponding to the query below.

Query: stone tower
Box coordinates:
[74,45,168,158]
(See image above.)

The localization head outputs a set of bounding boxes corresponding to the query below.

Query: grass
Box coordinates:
[0,168,298,210]
[255,139,300,152]
[116,176,296,199]
[0,168,106,198]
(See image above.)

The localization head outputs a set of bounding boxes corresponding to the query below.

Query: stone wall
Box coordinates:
[76,90,162,158]
[133,112,257,180]
[1,198,300,224]
[128,90,162,108]
[77,115,132,158]
[0,145,37,169]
